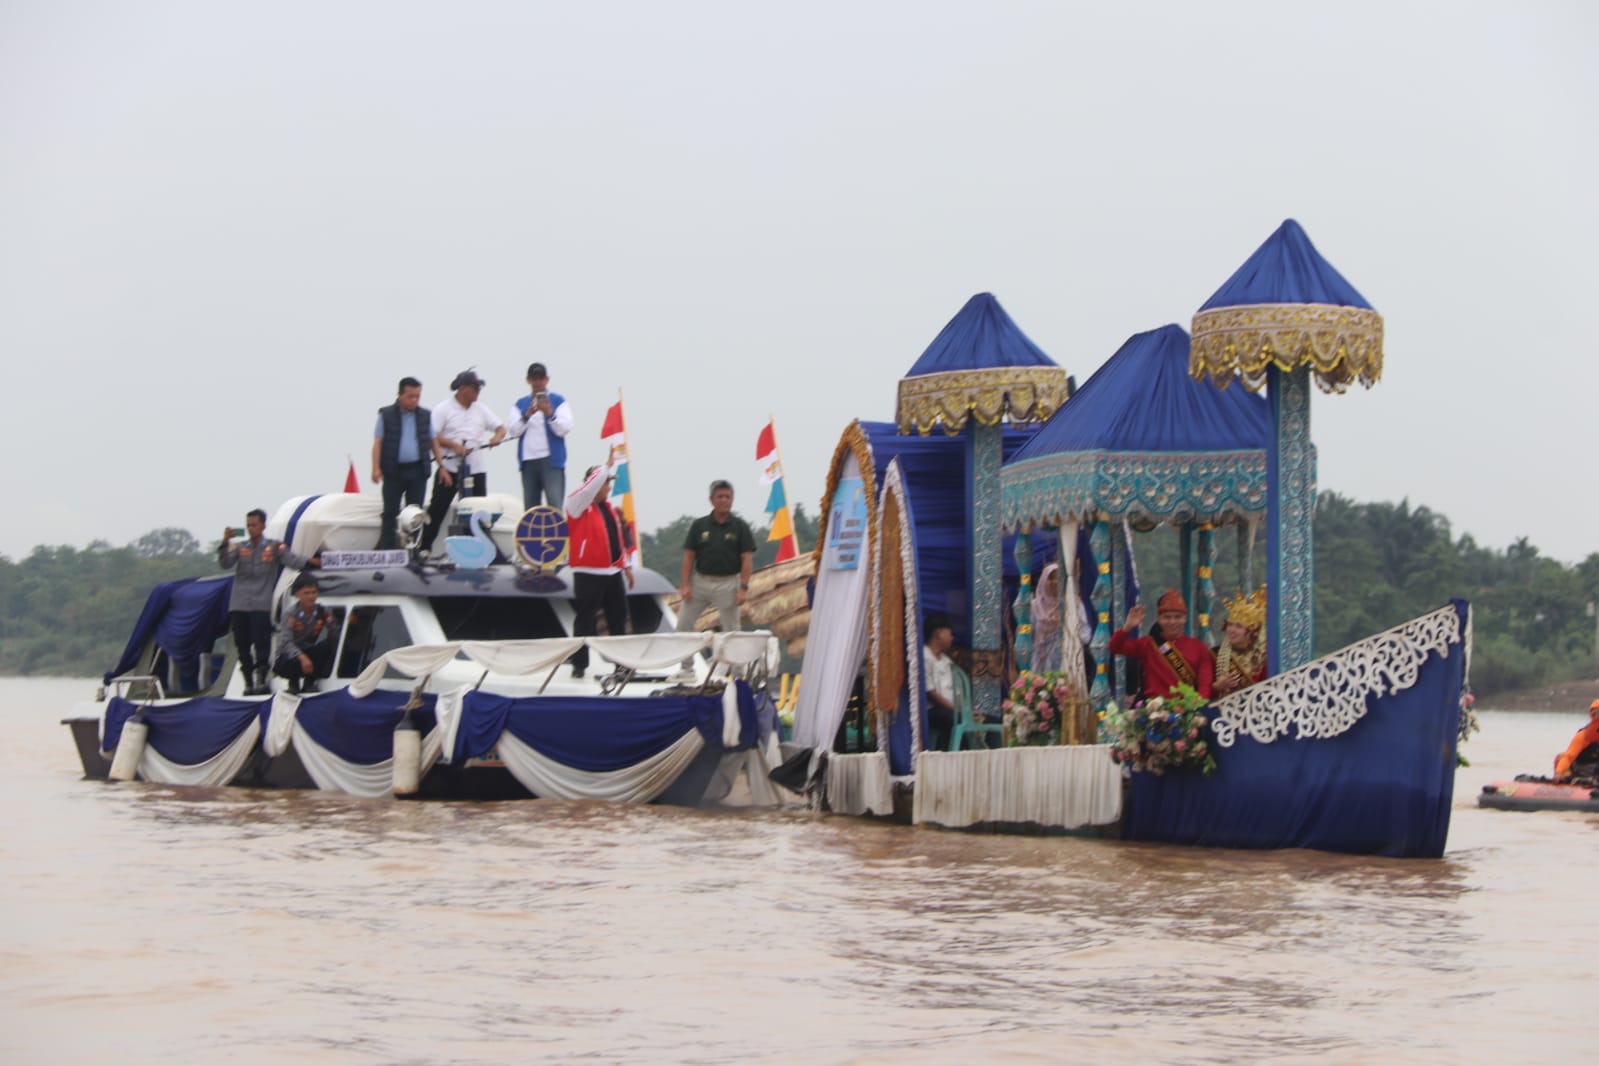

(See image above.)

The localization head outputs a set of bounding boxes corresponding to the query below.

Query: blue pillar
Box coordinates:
[1178,524,1194,632]
[969,421,1004,720]
[1111,522,1128,698]
[1089,518,1111,706]
[1196,522,1216,647]
[1267,365,1315,672]
[1013,532,1034,673]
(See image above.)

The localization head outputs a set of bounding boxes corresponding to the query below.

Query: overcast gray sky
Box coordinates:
[3,1,1595,564]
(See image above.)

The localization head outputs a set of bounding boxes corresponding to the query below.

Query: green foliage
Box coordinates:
[639,502,818,577]
[0,538,217,676]
[1127,492,1597,698]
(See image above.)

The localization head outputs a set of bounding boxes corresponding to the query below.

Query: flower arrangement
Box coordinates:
[1102,683,1218,775]
[1003,670,1071,747]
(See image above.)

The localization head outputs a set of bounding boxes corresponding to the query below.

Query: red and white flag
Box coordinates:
[600,396,640,565]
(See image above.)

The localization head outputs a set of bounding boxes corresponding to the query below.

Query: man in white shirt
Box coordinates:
[506,361,575,509]
[420,370,506,553]
[923,616,957,751]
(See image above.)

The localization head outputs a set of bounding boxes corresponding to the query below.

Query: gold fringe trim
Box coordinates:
[896,367,1070,436]
[871,487,906,713]
[1189,303,1384,394]
[813,420,878,567]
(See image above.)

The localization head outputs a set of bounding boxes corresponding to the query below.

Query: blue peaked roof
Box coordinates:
[903,293,1059,376]
[1199,219,1373,311]
[1000,325,1271,527]
[1011,325,1269,459]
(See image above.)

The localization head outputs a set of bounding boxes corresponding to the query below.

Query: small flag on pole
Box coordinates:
[344,458,360,493]
[756,419,798,562]
[600,395,640,565]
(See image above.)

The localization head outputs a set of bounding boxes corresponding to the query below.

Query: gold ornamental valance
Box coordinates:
[896,366,1070,436]
[1189,303,1384,394]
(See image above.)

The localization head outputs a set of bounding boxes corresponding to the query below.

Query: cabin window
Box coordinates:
[335,605,411,678]
[627,595,665,634]
[432,597,567,641]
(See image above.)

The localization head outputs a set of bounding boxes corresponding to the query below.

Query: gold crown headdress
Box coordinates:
[1222,586,1268,630]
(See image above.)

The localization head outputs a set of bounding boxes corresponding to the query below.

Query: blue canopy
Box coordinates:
[1199,218,1373,310]
[104,575,235,685]
[903,293,1058,376]
[1190,219,1385,393]
[1001,325,1271,528]
[897,294,1069,435]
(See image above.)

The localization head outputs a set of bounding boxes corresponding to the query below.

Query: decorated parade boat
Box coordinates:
[788,224,1471,859]
[62,492,788,806]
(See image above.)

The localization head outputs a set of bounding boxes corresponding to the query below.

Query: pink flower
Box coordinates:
[1042,707,1054,719]
[1175,740,1186,752]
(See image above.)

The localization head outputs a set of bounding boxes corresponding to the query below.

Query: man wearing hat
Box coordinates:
[1552,699,1599,784]
[272,574,340,694]
[420,370,506,553]
[1109,588,1215,700]
[506,362,574,509]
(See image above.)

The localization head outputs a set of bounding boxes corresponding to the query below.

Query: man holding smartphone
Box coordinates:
[219,509,314,695]
[506,361,574,509]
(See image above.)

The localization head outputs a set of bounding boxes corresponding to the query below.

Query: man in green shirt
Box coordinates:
[673,480,756,678]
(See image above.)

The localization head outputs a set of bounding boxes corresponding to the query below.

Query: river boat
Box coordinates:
[62,493,788,806]
[1478,776,1599,813]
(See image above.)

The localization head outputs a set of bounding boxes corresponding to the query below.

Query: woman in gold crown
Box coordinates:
[1213,587,1268,697]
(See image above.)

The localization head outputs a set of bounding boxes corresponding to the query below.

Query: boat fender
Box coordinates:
[393,716,422,797]
[108,718,149,783]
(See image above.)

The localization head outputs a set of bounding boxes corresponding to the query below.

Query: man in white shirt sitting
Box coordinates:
[420,369,506,554]
[923,616,957,752]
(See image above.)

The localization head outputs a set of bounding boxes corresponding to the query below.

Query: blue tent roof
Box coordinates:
[1199,219,1373,311]
[1011,325,1269,459]
[1000,325,1271,526]
[903,293,1059,377]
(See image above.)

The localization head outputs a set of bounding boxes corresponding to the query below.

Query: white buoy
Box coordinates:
[108,719,148,782]
[393,726,421,796]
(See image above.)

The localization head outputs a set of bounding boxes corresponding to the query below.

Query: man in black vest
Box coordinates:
[371,377,445,549]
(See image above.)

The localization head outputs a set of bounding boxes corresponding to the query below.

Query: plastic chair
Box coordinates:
[948,664,1002,751]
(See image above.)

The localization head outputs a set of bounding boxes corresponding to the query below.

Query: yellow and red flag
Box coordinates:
[756,420,797,562]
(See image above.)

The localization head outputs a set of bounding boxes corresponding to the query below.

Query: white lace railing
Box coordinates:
[1209,603,1464,747]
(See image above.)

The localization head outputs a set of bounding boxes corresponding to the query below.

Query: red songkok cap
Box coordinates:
[1156,588,1186,614]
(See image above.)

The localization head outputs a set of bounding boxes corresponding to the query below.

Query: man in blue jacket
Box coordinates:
[371,376,446,550]
[507,362,574,509]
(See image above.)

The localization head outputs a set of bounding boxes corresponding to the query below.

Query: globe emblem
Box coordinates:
[514,506,570,572]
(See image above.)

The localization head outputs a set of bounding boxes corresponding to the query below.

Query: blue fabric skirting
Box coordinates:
[455,682,758,771]
[1121,636,1464,858]
[104,695,268,765]
[293,689,439,765]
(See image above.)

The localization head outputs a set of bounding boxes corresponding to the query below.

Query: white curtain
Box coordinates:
[793,451,872,751]
[1058,522,1089,700]
[587,633,711,671]
[825,751,894,816]
[349,638,587,697]
[265,692,443,798]
[137,718,261,788]
[912,746,1122,829]
[495,728,706,803]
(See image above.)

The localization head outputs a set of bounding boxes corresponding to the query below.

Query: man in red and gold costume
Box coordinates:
[1109,588,1215,700]
[1213,586,1269,697]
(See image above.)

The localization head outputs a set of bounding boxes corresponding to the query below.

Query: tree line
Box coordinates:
[2,495,1593,698]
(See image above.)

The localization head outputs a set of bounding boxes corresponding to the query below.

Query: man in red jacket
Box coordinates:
[564,455,634,679]
[1108,588,1215,701]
